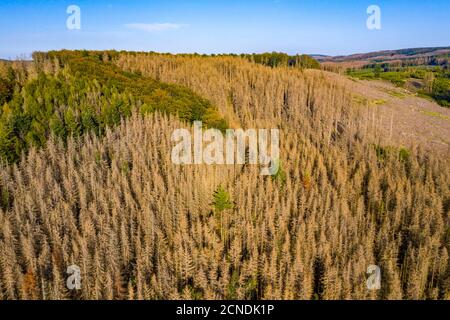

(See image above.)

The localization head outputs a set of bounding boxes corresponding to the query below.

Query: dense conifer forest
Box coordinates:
[0,50,449,300]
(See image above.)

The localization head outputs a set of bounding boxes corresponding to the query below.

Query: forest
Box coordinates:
[0,50,226,163]
[0,50,449,300]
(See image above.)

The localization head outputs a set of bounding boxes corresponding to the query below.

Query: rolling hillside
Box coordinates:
[0,51,449,300]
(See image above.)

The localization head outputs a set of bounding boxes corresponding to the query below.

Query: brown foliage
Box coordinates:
[0,54,449,300]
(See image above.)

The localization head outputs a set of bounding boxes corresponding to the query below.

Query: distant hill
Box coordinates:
[316,46,450,63]
[309,54,331,60]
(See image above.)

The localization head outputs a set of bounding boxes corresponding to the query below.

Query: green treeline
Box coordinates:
[243,52,320,69]
[0,50,227,163]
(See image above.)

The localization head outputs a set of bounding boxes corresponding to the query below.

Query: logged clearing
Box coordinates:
[348,78,450,153]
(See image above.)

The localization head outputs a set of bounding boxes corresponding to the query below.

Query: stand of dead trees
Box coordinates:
[0,52,449,300]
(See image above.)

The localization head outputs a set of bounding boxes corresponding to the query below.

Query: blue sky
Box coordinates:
[0,0,449,59]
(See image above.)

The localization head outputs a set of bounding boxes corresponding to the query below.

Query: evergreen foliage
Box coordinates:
[0,50,227,163]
